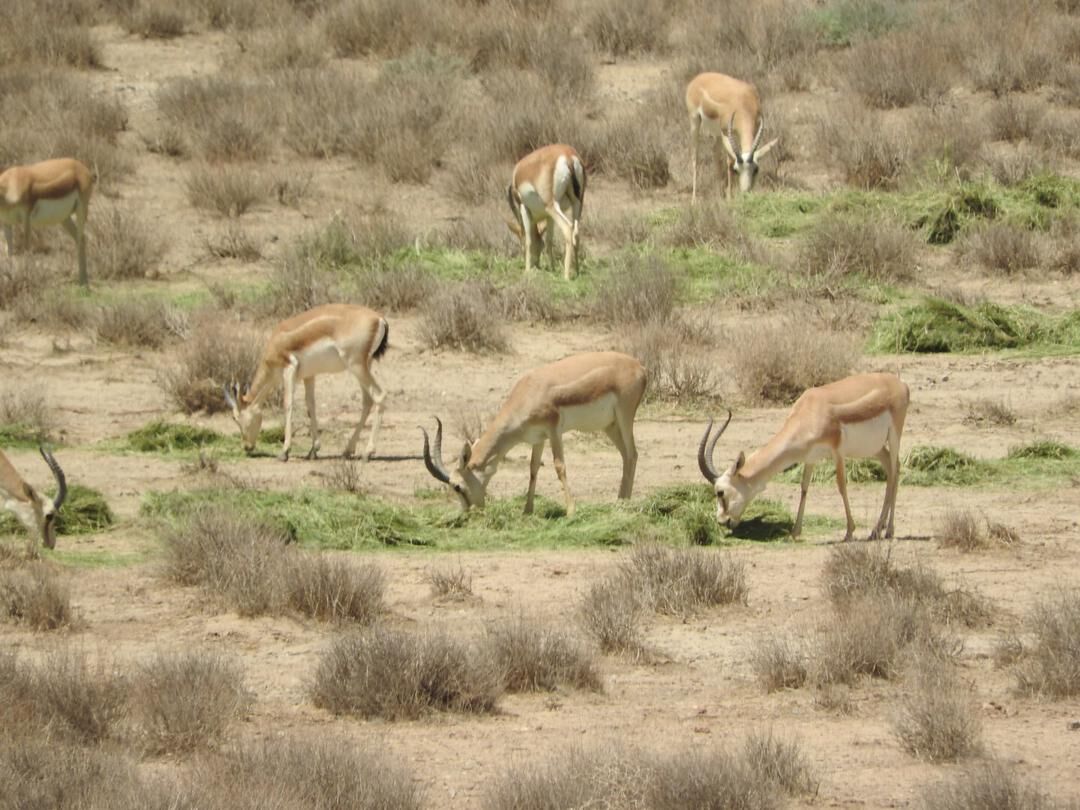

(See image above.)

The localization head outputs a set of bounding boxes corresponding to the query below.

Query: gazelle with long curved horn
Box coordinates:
[1,446,68,553]
[421,351,646,516]
[698,373,910,541]
[506,144,586,281]
[686,72,779,201]
[225,304,389,462]
[0,158,94,286]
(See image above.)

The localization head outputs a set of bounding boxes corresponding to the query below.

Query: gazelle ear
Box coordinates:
[460,441,472,467]
[733,451,746,474]
[754,138,779,159]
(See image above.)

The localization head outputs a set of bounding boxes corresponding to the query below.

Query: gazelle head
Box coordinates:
[721,115,779,194]
[698,412,756,528]
[420,418,496,510]
[7,448,68,550]
[223,382,262,455]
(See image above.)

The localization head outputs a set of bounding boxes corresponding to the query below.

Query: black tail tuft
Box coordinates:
[372,319,389,360]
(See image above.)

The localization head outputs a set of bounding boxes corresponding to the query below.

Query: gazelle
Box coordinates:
[507,144,586,281]
[0,158,94,286]
[421,351,646,515]
[224,304,389,462]
[686,72,779,201]
[1,447,68,554]
[698,373,910,541]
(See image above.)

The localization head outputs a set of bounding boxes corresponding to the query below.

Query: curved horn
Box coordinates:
[421,419,452,485]
[726,113,741,159]
[751,116,765,155]
[698,410,733,484]
[39,446,67,513]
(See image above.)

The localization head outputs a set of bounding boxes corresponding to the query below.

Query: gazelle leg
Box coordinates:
[834,455,855,541]
[3,224,13,256]
[793,462,816,539]
[303,378,319,460]
[690,114,700,203]
[606,414,638,500]
[551,207,576,281]
[521,206,538,272]
[344,365,385,461]
[62,214,88,287]
[279,362,298,462]
[525,440,545,515]
[871,429,901,539]
[549,432,575,517]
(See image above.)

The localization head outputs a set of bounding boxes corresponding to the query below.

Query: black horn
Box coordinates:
[39,446,67,513]
[421,418,452,485]
[751,116,765,155]
[698,410,733,484]
[727,113,740,159]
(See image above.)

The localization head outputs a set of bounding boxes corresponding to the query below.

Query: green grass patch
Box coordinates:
[127,421,227,453]
[0,424,47,448]
[142,484,837,552]
[733,191,827,238]
[0,484,114,536]
[804,0,913,45]
[869,298,1080,354]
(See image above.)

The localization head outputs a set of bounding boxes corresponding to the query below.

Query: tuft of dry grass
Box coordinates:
[1015,590,1080,698]
[960,222,1042,275]
[623,318,717,404]
[894,650,983,762]
[418,281,510,353]
[816,101,911,189]
[356,265,435,314]
[751,634,809,692]
[157,75,276,162]
[92,203,169,280]
[937,508,1019,552]
[0,387,56,443]
[186,163,270,217]
[484,613,602,692]
[920,760,1052,810]
[158,313,264,414]
[843,29,955,108]
[124,0,189,38]
[427,562,473,601]
[623,543,748,616]
[134,649,249,754]
[97,297,189,350]
[964,397,1017,427]
[799,216,917,284]
[578,575,651,658]
[324,459,364,494]
[285,555,385,624]
[987,96,1045,142]
[204,223,261,262]
[0,562,74,630]
[592,254,678,328]
[583,0,670,56]
[731,319,857,404]
[311,626,502,719]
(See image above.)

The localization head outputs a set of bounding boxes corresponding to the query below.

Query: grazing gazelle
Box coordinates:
[686,72,779,201]
[224,304,389,462]
[1,446,68,553]
[507,143,586,280]
[0,158,94,286]
[421,351,646,515]
[698,373,910,541]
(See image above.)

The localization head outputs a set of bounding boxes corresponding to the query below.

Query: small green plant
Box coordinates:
[127,421,226,453]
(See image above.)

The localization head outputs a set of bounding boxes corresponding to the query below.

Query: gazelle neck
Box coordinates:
[244,362,280,407]
[740,428,810,488]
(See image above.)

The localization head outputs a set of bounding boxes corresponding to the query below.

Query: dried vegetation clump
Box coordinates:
[485,613,602,692]
[0,562,74,630]
[159,314,264,414]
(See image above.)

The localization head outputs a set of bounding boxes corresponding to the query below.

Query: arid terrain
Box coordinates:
[2,1,1080,808]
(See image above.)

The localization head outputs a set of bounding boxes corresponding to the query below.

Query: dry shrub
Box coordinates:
[159,313,263,414]
[623,318,718,404]
[0,257,42,311]
[134,650,249,753]
[311,626,502,719]
[97,297,188,350]
[963,12,1058,96]
[194,0,283,30]
[0,562,73,630]
[584,0,670,55]
[0,387,56,442]
[125,0,188,37]
[985,147,1047,186]
[324,459,363,494]
[445,153,508,205]
[987,96,1045,142]
[964,397,1017,427]
[427,562,473,601]
[660,200,759,256]
[185,738,423,810]
[593,254,677,327]
[185,163,270,217]
[204,223,261,262]
[238,23,326,71]
[1016,590,1080,698]
[921,760,1053,810]
[470,14,593,101]
[1035,112,1080,160]
[578,575,650,658]
[260,251,341,318]
[0,0,102,68]
[624,543,748,616]
[816,101,911,189]
[1047,216,1080,275]
[895,650,983,762]
[157,75,276,162]
[286,555,385,624]
[937,509,1019,553]
[731,319,857,404]
[751,634,809,692]
[18,647,127,743]
[92,203,169,280]
[844,29,954,108]
[484,613,602,692]
[960,222,1041,275]
[418,281,510,353]
[493,278,568,324]
[585,114,671,190]
[323,0,446,57]
[799,216,917,284]
[357,265,435,313]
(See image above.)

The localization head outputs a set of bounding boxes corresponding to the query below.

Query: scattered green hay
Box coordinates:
[804,0,913,46]
[779,458,888,485]
[730,499,796,542]
[1007,440,1077,460]
[733,192,825,238]
[904,446,983,486]
[0,424,47,448]
[127,421,226,453]
[0,484,114,537]
[142,484,836,553]
[868,298,1080,354]
[260,426,286,444]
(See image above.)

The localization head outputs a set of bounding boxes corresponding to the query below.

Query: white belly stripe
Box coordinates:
[29,192,80,227]
[294,338,347,379]
[558,393,617,434]
[838,411,891,459]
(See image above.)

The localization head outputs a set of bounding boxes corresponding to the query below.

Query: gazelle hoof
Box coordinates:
[277,451,290,462]
[305,447,319,460]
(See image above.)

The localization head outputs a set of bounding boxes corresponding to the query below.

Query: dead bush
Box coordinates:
[158,313,263,414]
[751,634,809,692]
[659,200,760,257]
[624,319,717,404]
[920,760,1052,810]
[963,15,1057,96]
[844,29,954,108]
[964,397,1017,427]
[418,281,510,353]
[1016,590,1080,698]
[0,563,73,630]
[185,163,270,217]
[1047,216,1080,275]
[624,543,748,616]
[204,223,261,262]
[92,203,169,280]
[593,254,678,327]
[0,0,102,68]
[960,222,1041,275]
[184,737,423,810]
[584,0,670,55]
[357,265,435,313]
[985,147,1047,186]
[427,563,473,601]
[494,278,569,324]
[585,114,672,190]
[324,458,364,493]
[895,651,983,762]
[311,626,502,719]
[731,319,857,404]
[323,0,445,58]
[239,23,327,71]
[157,75,276,162]
[285,554,385,624]
[987,96,1045,142]
[125,0,188,38]
[0,387,56,442]
[97,297,188,350]
[911,103,989,180]
[26,647,127,743]
[799,216,917,284]
[578,575,650,658]
[484,613,602,692]
[816,102,911,189]
[260,251,341,318]
[134,649,249,753]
